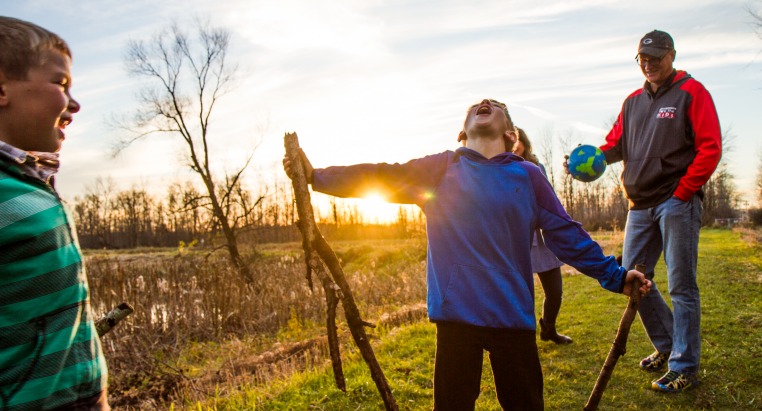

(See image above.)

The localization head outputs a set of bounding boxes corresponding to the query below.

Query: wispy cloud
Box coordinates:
[5,0,761,201]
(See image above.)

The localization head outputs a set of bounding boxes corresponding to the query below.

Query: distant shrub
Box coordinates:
[749,208,762,226]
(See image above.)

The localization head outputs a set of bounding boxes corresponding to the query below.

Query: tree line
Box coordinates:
[70,175,428,249]
[71,136,742,251]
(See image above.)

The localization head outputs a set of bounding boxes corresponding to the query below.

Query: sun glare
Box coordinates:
[359,192,399,224]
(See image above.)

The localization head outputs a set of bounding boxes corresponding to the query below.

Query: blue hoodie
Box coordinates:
[313,147,625,330]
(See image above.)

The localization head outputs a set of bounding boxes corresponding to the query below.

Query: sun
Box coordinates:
[312,190,418,225]
[358,191,400,224]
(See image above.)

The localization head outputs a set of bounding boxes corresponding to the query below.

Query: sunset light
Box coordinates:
[360,192,401,224]
[8,1,755,206]
[3,3,758,409]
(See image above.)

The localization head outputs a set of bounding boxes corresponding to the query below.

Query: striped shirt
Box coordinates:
[0,142,107,410]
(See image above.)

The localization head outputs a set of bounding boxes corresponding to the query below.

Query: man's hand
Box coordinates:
[283,148,314,183]
[562,155,571,175]
[622,269,652,297]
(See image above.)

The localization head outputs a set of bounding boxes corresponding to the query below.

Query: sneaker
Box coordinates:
[639,351,669,372]
[651,370,699,393]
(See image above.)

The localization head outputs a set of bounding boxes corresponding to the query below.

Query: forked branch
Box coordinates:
[284,132,398,411]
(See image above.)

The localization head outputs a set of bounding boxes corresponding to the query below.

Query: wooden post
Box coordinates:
[284,132,398,411]
[583,264,646,411]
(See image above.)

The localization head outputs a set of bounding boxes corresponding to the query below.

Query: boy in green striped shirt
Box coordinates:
[0,16,109,410]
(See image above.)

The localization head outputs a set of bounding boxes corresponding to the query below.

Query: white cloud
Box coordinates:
[225,0,387,55]
[5,0,761,204]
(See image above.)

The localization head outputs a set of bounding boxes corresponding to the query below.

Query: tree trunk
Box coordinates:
[204,174,254,284]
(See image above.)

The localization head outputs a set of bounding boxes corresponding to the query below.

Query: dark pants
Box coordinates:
[537,267,563,325]
[433,322,543,411]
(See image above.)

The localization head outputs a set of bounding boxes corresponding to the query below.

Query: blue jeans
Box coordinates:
[622,195,702,376]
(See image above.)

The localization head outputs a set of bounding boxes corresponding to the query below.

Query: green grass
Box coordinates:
[182,229,762,410]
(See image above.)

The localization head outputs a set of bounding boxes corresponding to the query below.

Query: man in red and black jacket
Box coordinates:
[598,30,721,393]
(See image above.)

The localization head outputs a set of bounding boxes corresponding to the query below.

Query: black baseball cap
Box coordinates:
[638,30,674,57]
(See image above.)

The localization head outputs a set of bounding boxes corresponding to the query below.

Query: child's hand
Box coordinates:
[282,149,314,183]
[622,269,651,297]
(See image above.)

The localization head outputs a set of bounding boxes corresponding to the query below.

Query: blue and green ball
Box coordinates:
[567,145,607,182]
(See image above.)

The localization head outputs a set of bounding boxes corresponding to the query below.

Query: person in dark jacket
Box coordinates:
[512,127,572,345]
[284,98,651,411]
[580,30,721,393]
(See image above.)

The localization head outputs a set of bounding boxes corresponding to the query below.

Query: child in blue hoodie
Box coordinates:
[284,98,650,411]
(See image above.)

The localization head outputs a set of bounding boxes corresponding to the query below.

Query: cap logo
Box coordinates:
[643,38,653,45]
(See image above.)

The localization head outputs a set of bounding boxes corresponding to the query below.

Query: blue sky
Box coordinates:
[6,0,762,211]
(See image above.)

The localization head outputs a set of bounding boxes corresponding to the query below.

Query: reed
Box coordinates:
[86,238,428,407]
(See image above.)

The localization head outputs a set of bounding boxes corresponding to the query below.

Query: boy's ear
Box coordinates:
[457,130,467,142]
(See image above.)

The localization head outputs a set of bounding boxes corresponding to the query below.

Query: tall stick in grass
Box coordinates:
[284,132,398,411]
[584,263,646,411]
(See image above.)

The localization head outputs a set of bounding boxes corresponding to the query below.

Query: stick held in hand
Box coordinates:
[584,263,646,411]
[284,132,398,410]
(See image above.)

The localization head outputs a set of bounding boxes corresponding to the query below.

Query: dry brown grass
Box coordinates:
[735,226,762,246]
[86,238,428,409]
[88,227,627,408]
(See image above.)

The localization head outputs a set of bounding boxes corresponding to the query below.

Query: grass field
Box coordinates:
[169,228,761,411]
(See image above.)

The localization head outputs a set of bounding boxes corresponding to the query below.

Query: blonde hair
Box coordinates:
[0,16,71,80]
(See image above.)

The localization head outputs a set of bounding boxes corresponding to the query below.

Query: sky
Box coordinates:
[5,0,762,214]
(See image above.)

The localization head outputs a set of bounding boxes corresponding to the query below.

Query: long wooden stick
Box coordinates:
[287,141,346,392]
[584,264,646,411]
[284,132,398,411]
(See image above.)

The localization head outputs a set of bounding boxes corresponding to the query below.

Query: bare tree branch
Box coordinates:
[748,1,762,39]
[115,19,256,282]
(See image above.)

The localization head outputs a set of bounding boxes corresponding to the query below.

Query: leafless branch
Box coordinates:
[115,19,256,282]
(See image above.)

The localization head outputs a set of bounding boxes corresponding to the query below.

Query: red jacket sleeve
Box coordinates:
[673,80,722,201]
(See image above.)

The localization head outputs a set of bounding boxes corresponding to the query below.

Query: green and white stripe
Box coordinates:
[0,162,107,410]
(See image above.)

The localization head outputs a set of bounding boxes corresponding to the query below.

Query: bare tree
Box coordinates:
[73,177,117,248]
[113,186,154,248]
[750,1,762,39]
[557,129,580,214]
[537,125,558,191]
[756,147,762,204]
[702,129,738,224]
[117,21,256,282]
[751,1,762,206]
